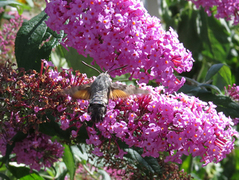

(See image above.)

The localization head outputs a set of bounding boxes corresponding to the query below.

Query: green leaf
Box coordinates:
[205,64,231,89]
[124,148,152,171]
[63,144,75,180]
[39,114,71,141]
[55,169,68,180]
[0,173,10,180]
[39,113,88,143]
[124,148,162,176]
[218,65,231,86]
[118,140,162,176]
[25,0,34,7]
[20,173,44,180]
[180,155,192,173]
[177,4,202,57]
[231,173,239,180]
[200,10,230,63]
[196,92,239,118]
[205,64,224,82]
[142,156,162,175]
[0,0,22,7]
[8,165,36,179]
[65,47,101,77]
[46,162,67,180]
[71,145,88,161]
[15,11,62,72]
[220,149,239,179]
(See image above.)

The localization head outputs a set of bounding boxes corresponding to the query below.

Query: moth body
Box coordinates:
[89,73,111,105]
[65,72,149,123]
[88,73,111,122]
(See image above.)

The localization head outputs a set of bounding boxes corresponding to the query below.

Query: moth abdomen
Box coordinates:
[88,104,107,122]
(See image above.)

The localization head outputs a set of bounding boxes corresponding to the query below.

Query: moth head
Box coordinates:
[81,60,127,76]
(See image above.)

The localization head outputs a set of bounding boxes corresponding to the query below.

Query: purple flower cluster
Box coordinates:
[0,122,64,171]
[188,0,239,25]
[45,0,194,93]
[0,61,69,170]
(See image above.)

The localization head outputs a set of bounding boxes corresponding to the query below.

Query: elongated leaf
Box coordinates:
[20,173,44,180]
[180,155,192,173]
[71,145,88,161]
[204,64,231,90]
[218,65,231,86]
[8,165,33,179]
[143,156,162,175]
[0,1,22,7]
[118,140,162,176]
[124,148,162,176]
[25,0,34,7]
[63,144,75,180]
[205,64,224,82]
[200,9,230,63]
[55,169,68,180]
[177,4,202,56]
[15,11,63,72]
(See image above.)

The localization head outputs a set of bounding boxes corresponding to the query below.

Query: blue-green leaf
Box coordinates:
[205,63,224,82]
[63,144,75,180]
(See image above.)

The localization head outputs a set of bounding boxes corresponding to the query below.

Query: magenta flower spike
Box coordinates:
[0,60,237,170]
[45,0,194,93]
[188,0,239,25]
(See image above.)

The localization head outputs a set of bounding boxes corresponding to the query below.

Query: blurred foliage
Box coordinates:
[156,0,239,179]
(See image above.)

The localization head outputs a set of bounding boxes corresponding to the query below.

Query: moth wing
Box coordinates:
[64,83,92,99]
[109,83,149,99]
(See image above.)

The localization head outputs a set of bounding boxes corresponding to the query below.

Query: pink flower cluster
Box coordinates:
[225,84,239,101]
[1,61,237,169]
[46,62,237,166]
[188,0,239,25]
[0,122,64,171]
[80,91,237,167]
[224,84,239,125]
[45,0,194,93]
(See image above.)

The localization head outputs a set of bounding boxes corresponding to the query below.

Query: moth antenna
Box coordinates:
[106,64,116,73]
[82,61,101,74]
[108,65,128,73]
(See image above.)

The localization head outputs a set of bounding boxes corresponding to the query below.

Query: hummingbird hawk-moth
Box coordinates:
[65,62,149,122]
